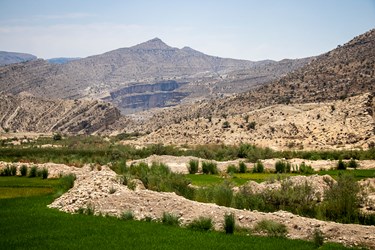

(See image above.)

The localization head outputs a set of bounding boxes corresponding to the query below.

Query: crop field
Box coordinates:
[0,176,353,250]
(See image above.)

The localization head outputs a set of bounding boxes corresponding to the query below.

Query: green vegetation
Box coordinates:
[239,161,247,173]
[20,165,27,176]
[275,160,291,173]
[29,166,38,177]
[253,160,264,173]
[227,164,239,174]
[313,229,324,247]
[125,162,194,199]
[121,210,134,221]
[254,219,288,237]
[187,217,213,231]
[162,212,180,226]
[224,213,235,234]
[0,176,359,250]
[187,159,199,174]
[1,137,374,167]
[201,161,218,174]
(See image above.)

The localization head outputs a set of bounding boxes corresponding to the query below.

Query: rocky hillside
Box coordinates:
[128,29,375,132]
[0,51,37,66]
[0,39,310,113]
[0,93,121,134]
[125,93,375,150]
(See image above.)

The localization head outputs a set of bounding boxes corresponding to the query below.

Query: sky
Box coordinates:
[0,0,374,61]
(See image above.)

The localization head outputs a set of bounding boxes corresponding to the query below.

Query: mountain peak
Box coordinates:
[132,37,172,50]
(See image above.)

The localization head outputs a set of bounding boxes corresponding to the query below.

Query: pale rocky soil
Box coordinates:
[123,93,375,151]
[1,161,375,248]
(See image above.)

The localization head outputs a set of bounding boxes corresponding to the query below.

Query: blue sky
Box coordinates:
[0,0,374,60]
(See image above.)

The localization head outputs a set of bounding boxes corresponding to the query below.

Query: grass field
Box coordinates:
[0,177,353,250]
[186,169,375,187]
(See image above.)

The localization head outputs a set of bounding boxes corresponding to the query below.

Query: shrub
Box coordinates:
[313,228,324,247]
[121,210,134,220]
[224,213,235,234]
[59,174,76,191]
[222,121,230,129]
[347,158,358,169]
[53,133,62,140]
[29,166,38,177]
[254,219,287,237]
[41,167,49,179]
[187,159,199,174]
[247,121,256,130]
[201,161,218,175]
[10,165,17,176]
[85,203,95,215]
[299,162,314,174]
[239,161,247,173]
[214,181,233,207]
[187,217,213,231]
[1,165,11,176]
[275,160,290,173]
[337,159,346,170]
[226,164,238,174]
[161,212,179,226]
[320,173,360,223]
[253,160,264,173]
[20,165,28,176]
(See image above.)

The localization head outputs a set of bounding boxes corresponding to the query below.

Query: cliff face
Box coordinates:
[104,80,188,114]
[0,93,121,134]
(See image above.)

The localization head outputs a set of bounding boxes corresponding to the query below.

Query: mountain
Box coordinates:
[121,29,375,149]
[0,93,121,134]
[47,57,80,64]
[0,51,37,66]
[0,38,310,113]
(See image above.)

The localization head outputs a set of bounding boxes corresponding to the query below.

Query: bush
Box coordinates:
[224,213,235,234]
[222,121,230,129]
[275,160,290,173]
[121,210,134,220]
[161,212,179,226]
[29,166,38,178]
[187,217,213,231]
[187,159,199,174]
[20,165,28,176]
[347,158,358,169]
[253,160,264,173]
[239,161,247,173]
[337,159,346,170]
[320,173,360,223]
[59,174,76,191]
[41,167,49,179]
[1,165,11,176]
[226,164,238,174]
[201,161,218,175]
[313,228,324,247]
[254,219,287,237]
[299,162,314,174]
[10,165,17,176]
[53,133,62,140]
[214,181,233,207]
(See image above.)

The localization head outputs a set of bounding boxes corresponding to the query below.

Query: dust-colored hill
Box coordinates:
[0,38,310,113]
[124,93,375,150]
[0,51,37,66]
[126,29,375,134]
[0,93,121,134]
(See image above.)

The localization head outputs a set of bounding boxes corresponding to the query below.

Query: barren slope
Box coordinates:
[0,93,121,134]
[125,93,375,150]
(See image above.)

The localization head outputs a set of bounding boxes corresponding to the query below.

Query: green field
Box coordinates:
[187,169,375,187]
[0,177,352,250]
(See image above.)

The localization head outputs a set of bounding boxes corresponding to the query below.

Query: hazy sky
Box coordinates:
[0,0,374,61]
